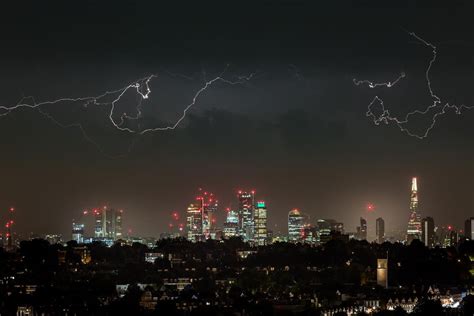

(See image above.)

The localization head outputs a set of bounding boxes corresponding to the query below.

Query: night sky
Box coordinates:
[1,1,474,239]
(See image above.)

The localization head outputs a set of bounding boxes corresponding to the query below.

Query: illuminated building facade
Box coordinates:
[288,208,304,242]
[376,217,385,243]
[253,201,267,245]
[186,203,202,242]
[5,207,15,251]
[302,225,318,244]
[201,191,218,239]
[94,207,106,238]
[238,190,255,241]
[377,258,388,288]
[223,209,239,238]
[94,207,123,240]
[421,217,435,248]
[185,189,219,241]
[108,209,123,240]
[72,222,85,244]
[45,234,62,245]
[407,177,422,243]
[317,219,343,244]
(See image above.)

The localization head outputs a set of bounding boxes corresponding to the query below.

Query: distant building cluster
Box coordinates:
[1,177,474,251]
[70,206,124,247]
[186,189,269,246]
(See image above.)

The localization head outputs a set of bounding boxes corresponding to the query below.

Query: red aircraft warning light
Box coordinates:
[366,203,375,212]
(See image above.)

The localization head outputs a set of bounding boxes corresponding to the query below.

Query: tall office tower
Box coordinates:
[200,191,218,239]
[407,177,422,243]
[253,201,268,246]
[94,207,106,238]
[186,203,202,242]
[106,209,123,240]
[317,219,331,244]
[223,209,239,238]
[72,222,85,243]
[317,219,331,236]
[421,217,435,248]
[465,217,474,240]
[376,217,385,244]
[360,217,367,240]
[238,190,255,241]
[93,207,123,240]
[288,208,304,242]
[5,207,15,251]
[356,217,367,240]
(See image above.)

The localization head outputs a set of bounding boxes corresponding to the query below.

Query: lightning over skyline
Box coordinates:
[1,0,474,240]
[354,32,474,139]
[0,67,255,156]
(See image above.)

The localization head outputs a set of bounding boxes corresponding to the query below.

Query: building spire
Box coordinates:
[411,177,417,192]
[407,177,422,243]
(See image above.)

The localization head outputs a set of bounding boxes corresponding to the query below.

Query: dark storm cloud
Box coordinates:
[0,0,473,238]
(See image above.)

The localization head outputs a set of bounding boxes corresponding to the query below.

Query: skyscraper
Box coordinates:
[238,190,255,241]
[5,207,15,251]
[253,201,268,246]
[94,207,106,238]
[200,190,218,239]
[465,217,474,240]
[407,177,422,244]
[288,208,304,242]
[376,217,385,244]
[421,217,435,248]
[108,209,123,240]
[357,217,368,240]
[72,222,85,244]
[223,209,239,238]
[185,189,219,241]
[186,202,202,242]
[94,207,123,240]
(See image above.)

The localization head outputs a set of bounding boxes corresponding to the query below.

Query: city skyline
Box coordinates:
[1,1,474,314]
[2,176,471,245]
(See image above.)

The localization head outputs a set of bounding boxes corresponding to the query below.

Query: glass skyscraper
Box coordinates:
[253,201,268,245]
[407,177,422,243]
[288,208,304,242]
[238,190,255,241]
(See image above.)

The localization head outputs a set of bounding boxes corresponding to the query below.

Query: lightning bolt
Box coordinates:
[354,32,474,139]
[0,66,255,155]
